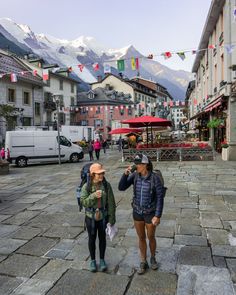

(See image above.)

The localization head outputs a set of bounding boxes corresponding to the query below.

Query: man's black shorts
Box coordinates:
[133,210,155,224]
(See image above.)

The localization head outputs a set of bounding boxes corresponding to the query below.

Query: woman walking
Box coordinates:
[80,163,116,272]
[93,139,101,160]
[118,153,165,275]
[88,141,94,161]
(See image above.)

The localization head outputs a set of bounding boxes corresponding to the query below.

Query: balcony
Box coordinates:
[44,101,56,112]
[219,80,227,88]
[219,32,224,45]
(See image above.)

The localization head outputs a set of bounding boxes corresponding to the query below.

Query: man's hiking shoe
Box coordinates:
[137,261,149,275]
[150,256,158,270]
[99,259,107,271]
[90,260,97,272]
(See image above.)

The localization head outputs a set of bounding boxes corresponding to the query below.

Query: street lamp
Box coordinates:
[53,94,61,165]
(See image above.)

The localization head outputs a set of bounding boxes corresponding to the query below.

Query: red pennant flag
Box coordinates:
[78,64,84,72]
[208,45,215,49]
[68,66,73,72]
[33,69,37,76]
[169,101,174,107]
[93,63,99,71]
[135,58,139,70]
[20,71,25,75]
[163,101,167,107]
[42,69,49,81]
[10,73,17,82]
[193,98,197,105]
[163,52,172,59]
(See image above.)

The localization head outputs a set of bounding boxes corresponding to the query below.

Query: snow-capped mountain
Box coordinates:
[0,18,192,99]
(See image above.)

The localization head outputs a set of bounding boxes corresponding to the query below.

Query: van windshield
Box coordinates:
[58,136,71,147]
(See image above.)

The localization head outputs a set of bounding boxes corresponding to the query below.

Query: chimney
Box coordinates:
[97,75,102,82]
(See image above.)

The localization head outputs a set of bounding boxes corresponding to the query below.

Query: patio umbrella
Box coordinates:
[109,127,143,135]
[121,116,172,146]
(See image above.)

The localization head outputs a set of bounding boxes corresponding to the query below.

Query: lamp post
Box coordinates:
[53,94,61,165]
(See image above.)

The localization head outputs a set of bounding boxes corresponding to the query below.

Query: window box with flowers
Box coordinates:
[221,140,229,161]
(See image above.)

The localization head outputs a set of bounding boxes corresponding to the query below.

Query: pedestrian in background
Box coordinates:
[118,154,165,275]
[0,147,5,160]
[88,141,94,161]
[80,163,116,272]
[93,139,101,160]
[102,139,108,154]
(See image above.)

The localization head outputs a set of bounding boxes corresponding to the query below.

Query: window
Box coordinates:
[59,79,63,90]
[221,54,224,82]
[128,106,132,115]
[23,117,31,126]
[35,102,40,116]
[71,97,75,106]
[81,120,88,126]
[58,135,71,147]
[96,106,101,114]
[8,88,15,103]
[23,91,31,105]
[71,83,74,93]
[88,91,95,99]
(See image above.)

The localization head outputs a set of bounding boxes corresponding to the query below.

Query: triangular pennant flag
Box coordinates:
[0,73,4,78]
[68,66,73,72]
[175,100,179,106]
[225,44,236,54]
[234,6,236,22]
[163,52,172,59]
[20,71,25,75]
[169,101,174,107]
[117,60,125,71]
[10,73,17,82]
[78,64,84,72]
[192,50,197,55]
[147,54,153,59]
[193,98,197,105]
[131,57,139,70]
[33,69,37,76]
[42,69,49,81]
[92,63,99,71]
[163,101,167,107]
[177,52,186,61]
[181,101,185,106]
[208,45,215,49]
[104,64,111,73]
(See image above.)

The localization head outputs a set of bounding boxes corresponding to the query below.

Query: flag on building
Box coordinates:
[169,101,174,107]
[225,44,236,54]
[104,64,111,73]
[10,73,17,82]
[131,57,139,70]
[117,59,125,71]
[208,45,215,49]
[181,101,185,106]
[78,64,84,72]
[177,52,186,60]
[42,69,49,81]
[92,63,99,71]
[175,101,179,106]
[193,98,197,105]
[20,71,25,75]
[163,101,167,107]
[33,69,37,76]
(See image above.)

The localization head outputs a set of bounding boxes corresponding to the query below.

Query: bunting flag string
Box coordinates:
[1,40,236,82]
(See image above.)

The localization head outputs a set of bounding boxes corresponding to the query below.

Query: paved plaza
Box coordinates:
[0,149,236,294]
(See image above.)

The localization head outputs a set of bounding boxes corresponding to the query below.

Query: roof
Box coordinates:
[77,87,134,106]
[192,0,225,72]
[0,50,42,86]
[90,73,134,88]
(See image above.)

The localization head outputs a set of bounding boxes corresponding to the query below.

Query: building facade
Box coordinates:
[0,50,43,144]
[190,0,236,159]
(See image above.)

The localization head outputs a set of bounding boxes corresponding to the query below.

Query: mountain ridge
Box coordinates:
[0,18,192,100]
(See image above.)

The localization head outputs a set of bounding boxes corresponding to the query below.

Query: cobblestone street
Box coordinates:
[0,150,236,294]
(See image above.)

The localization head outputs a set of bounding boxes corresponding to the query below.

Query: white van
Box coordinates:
[5,131,84,167]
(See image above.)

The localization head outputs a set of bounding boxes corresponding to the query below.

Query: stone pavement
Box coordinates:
[0,150,236,294]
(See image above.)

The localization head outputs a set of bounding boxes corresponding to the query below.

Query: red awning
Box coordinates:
[204,97,222,112]
[121,116,172,127]
[109,127,143,135]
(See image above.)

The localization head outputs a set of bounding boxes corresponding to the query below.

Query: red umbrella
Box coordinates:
[121,116,172,127]
[121,116,172,146]
[109,127,143,135]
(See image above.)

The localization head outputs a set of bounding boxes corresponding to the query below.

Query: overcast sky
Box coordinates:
[1,0,212,72]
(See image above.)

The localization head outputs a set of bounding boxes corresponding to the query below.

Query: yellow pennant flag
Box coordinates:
[131,57,136,70]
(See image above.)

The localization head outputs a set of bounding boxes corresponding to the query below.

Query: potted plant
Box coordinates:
[221,140,229,161]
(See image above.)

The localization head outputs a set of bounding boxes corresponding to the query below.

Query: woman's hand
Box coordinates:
[124,165,132,175]
[152,216,160,226]
[95,190,102,198]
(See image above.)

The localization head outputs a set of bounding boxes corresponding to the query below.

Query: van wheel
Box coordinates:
[70,153,79,163]
[16,156,27,167]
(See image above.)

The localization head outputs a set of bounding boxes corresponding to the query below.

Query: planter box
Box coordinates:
[222,148,229,161]
[0,161,10,175]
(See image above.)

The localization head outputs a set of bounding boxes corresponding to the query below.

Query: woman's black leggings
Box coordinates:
[85,216,107,260]
[95,149,100,160]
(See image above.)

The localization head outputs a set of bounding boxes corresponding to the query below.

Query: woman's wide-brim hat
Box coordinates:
[90,163,106,174]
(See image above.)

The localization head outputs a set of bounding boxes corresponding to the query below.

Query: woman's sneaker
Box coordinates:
[150,256,158,270]
[99,259,107,271]
[90,260,97,272]
[137,261,149,275]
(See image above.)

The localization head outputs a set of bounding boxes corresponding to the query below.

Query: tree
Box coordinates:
[0,104,18,129]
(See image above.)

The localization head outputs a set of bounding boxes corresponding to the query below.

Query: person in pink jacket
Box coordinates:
[93,139,102,160]
[0,147,5,160]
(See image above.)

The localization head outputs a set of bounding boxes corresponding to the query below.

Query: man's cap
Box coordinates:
[133,154,149,164]
[90,163,106,174]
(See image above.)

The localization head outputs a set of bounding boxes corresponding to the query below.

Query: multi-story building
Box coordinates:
[0,50,43,144]
[91,74,172,118]
[190,0,236,159]
[185,80,196,130]
[170,105,186,130]
[76,87,134,139]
